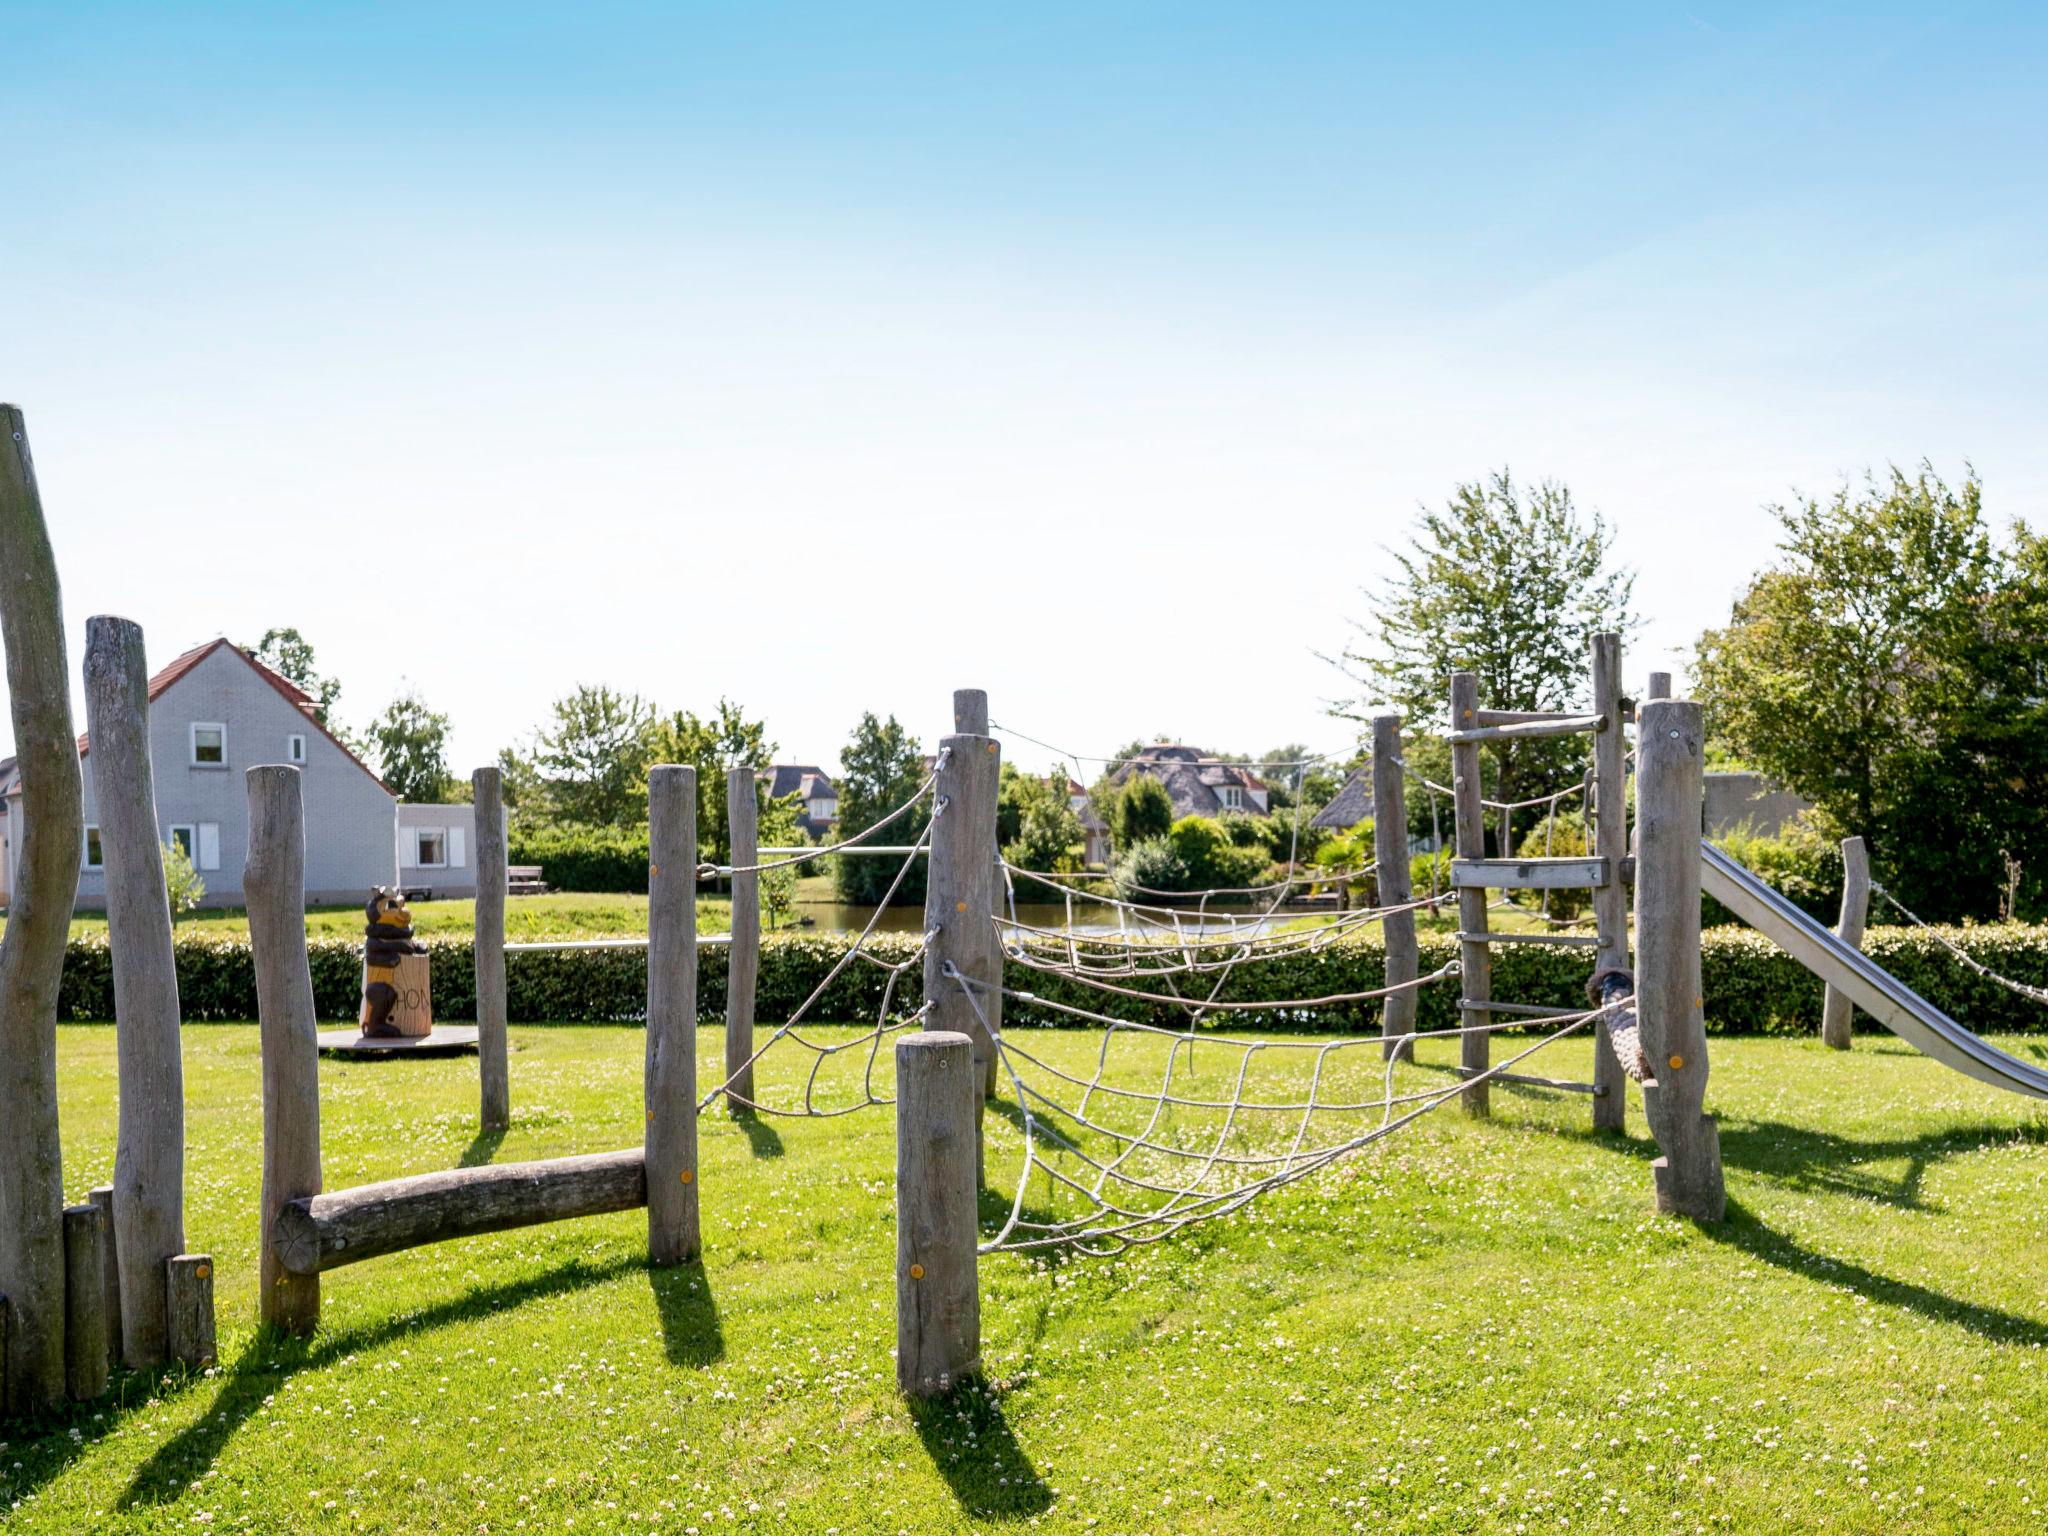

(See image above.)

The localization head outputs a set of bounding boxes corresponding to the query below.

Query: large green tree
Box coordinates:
[645,699,777,867]
[1330,471,1636,851]
[244,626,343,724]
[529,685,655,826]
[367,689,454,802]
[1694,466,2047,919]
[832,713,931,905]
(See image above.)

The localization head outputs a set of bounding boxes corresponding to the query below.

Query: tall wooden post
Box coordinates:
[725,766,760,1109]
[925,733,1001,1144]
[246,766,323,1334]
[1372,714,1418,1061]
[87,1185,120,1373]
[952,690,1003,1098]
[83,616,187,1367]
[473,766,510,1131]
[0,403,85,1416]
[1449,674,1491,1115]
[1821,835,1869,1051]
[1634,699,1724,1221]
[1587,633,1630,1130]
[895,1031,980,1396]
[62,1204,108,1401]
[646,766,700,1264]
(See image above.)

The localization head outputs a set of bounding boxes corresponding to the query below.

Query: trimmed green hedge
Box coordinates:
[506,826,652,894]
[52,924,2048,1036]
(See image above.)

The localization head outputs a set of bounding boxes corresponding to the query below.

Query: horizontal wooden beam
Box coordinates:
[1457,998,1590,1018]
[1454,1067,1607,1096]
[1455,930,1604,947]
[1451,857,1609,891]
[1444,714,1604,745]
[273,1149,647,1276]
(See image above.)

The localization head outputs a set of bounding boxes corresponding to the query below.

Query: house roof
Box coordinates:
[51,637,391,796]
[1109,745,1270,820]
[762,764,835,801]
[1309,767,1373,831]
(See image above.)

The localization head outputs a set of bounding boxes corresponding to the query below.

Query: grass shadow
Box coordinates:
[910,1382,1053,1521]
[731,1108,785,1160]
[1703,1196,2048,1348]
[1715,1115,2048,1212]
[115,1252,641,1511]
[648,1263,725,1367]
[459,1125,508,1167]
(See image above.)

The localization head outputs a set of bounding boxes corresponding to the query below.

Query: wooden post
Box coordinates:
[88,1186,120,1374]
[83,615,187,1369]
[0,404,85,1417]
[1821,835,1870,1051]
[1449,674,1491,1115]
[1634,699,1724,1221]
[725,766,759,1110]
[646,766,700,1265]
[1587,633,1630,1130]
[1646,671,1672,701]
[165,1254,216,1368]
[473,766,511,1130]
[895,1031,980,1396]
[246,766,323,1334]
[951,690,1003,1099]
[924,733,1001,1145]
[62,1205,108,1401]
[1372,714,1418,1061]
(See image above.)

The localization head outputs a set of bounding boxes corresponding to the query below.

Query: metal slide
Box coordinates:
[1700,841,2048,1099]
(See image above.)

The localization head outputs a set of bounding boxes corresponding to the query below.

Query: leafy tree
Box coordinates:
[1110,773,1174,847]
[1167,816,1271,890]
[1694,465,2047,918]
[756,790,805,929]
[367,688,453,802]
[244,626,343,724]
[162,838,204,920]
[1002,772,1084,876]
[531,685,655,826]
[832,713,931,905]
[646,699,777,867]
[1329,470,1636,852]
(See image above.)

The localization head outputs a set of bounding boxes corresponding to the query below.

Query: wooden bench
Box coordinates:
[508,865,549,896]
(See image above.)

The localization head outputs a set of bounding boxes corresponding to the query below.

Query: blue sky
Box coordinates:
[5,3,2044,776]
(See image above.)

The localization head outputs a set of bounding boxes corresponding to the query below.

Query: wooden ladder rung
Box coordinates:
[1454,1066,1607,1096]
[1445,714,1605,744]
[1452,857,1608,891]
[1458,998,1586,1018]
[1456,930,1603,947]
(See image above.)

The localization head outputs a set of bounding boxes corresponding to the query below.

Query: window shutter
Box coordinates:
[449,827,467,868]
[197,823,221,871]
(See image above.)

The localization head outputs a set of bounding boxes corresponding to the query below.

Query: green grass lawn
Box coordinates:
[64,892,736,941]
[11,1021,2048,1533]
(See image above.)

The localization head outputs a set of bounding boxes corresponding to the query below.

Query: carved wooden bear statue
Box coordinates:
[361,887,430,1038]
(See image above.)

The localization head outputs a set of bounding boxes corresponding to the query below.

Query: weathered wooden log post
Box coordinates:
[1634,698,1724,1221]
[1449,673,1491,1116]
[87,1186,120,1373]
[83,615,188,1368]
[646,766,700,1264]
[247,766,324,1334]
[473,765,511,1131]
[895,1030,980,1396]
[1587,633,1631,1130]
[1821,835,1870,1051]
[1646,671,1672,702]
[924,732,1001,1160]
[0,403,85,1418]
[165,1254,217,1368]
[725,766,759,1110]
[62,1203,108,1401]
[1372,714,1418,1062]
[952,690,1003,1098]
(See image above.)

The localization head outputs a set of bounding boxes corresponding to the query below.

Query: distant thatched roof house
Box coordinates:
[1110,745,1270,820]
[1309,768,1372,832]
[761,764,838,838]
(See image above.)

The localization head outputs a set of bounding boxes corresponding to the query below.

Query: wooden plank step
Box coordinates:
[1458,998,1587,1018]
[1455,1066,1607,1097]
[1452,857,1609,891]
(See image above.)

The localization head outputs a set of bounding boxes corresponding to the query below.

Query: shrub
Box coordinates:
[47,922,2048,1037]
[1111,774,1174,846]
[1312,826,1376,907]
[1112,836,1188,895]
[1166,816,1271,892]
[1705,813,1845,925]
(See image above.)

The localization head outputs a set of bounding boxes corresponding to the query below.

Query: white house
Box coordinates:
[0,638,465,909]
[398,801,480,898]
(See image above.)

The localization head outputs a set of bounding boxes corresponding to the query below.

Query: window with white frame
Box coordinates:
[190,722,226,765]
[412,827,448,868]
[1219,785,1243,810]
[167,824,195,862]
[84,825,103,869]
[287,733,306,764]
